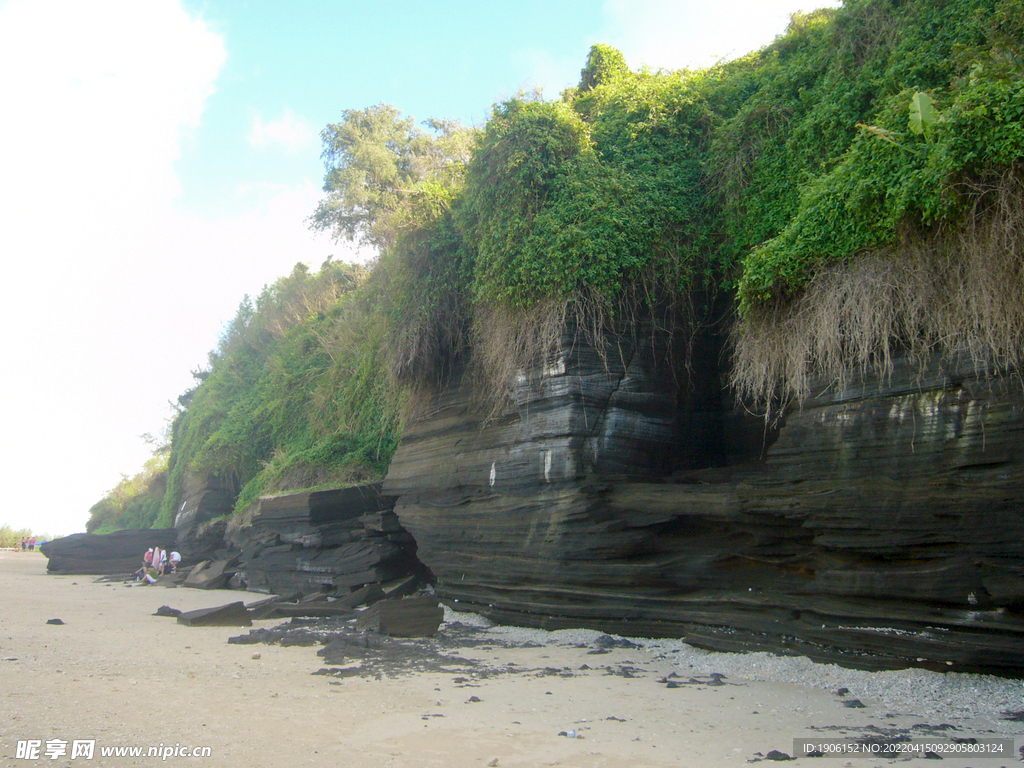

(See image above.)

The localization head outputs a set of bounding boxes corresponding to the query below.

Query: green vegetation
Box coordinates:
[719,0,1024,408]
[154,259,401,527]
[89,0,1023,530]
[728,0,1024,310]
[87,450,169,533]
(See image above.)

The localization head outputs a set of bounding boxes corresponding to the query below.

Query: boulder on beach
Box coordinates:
[40,530,178,575]
[177,601,252,627]
[355,596,443,637]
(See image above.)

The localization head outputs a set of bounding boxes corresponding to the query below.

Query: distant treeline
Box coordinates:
[88,0,1024,532]
[0,524,57,548]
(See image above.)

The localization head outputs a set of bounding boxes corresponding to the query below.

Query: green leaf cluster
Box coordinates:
[722,0,1024,311]
[460,62,714,307]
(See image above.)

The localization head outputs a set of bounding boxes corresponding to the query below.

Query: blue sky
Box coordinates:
[0,0,838,537]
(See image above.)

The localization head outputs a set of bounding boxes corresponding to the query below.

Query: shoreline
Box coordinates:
[2,551,1021,767]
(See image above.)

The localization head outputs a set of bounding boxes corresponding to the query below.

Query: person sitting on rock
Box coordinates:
[168,551,181,574]
[141,566,159,585]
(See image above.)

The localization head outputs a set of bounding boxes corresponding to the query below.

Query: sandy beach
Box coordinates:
[1,550,1021,768]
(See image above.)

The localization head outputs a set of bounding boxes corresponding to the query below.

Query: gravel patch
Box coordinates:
[442,606,1024,728]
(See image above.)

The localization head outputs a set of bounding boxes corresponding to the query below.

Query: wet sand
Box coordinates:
[1,551,1019,767]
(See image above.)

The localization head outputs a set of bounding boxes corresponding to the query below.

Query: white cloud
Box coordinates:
[0,0,227,535]
[0,0,225,225]
[248,107,317,154]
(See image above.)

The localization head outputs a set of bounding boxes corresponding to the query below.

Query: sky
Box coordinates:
[0,0,840,538]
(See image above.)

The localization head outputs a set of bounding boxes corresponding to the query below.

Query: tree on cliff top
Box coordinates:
[309,104,473,251]
[578,43,629,93]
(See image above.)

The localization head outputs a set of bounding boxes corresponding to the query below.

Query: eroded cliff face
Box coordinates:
[383,327,1024,674]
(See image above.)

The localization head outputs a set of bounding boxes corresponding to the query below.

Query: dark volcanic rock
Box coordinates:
[383,317,1024,674]
[183,559,235,590]
[335,583,385,608]
[40,529,178,575]
[174,475,237,541]
[177,601,252,627]
[232,484,421,596]
[356,596,444,637]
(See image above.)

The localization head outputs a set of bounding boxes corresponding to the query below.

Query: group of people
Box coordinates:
[134,545,181,584]
[19,537,37,551]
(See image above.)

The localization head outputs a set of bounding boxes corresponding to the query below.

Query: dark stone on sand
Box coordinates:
[594,635,640,650]
[355,596,443,637]
[154,605,182,617]
[177,601,252,627]
[244,594,290,620]
[842,699,866,708]
[765,750,793,761]
[245,585,381,619]
[40,529,178,575]
[183,559,234,590]
[46,618,64,625]
[228,630,269,645]
[318,632,392,662]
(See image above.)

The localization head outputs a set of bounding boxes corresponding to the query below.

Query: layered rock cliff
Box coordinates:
[383,325,1024,674]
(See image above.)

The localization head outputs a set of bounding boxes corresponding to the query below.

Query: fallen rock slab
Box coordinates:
[355,596,443,637]
[183,559,233,590]
[177,601,252,627]
[335,583,385,609]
